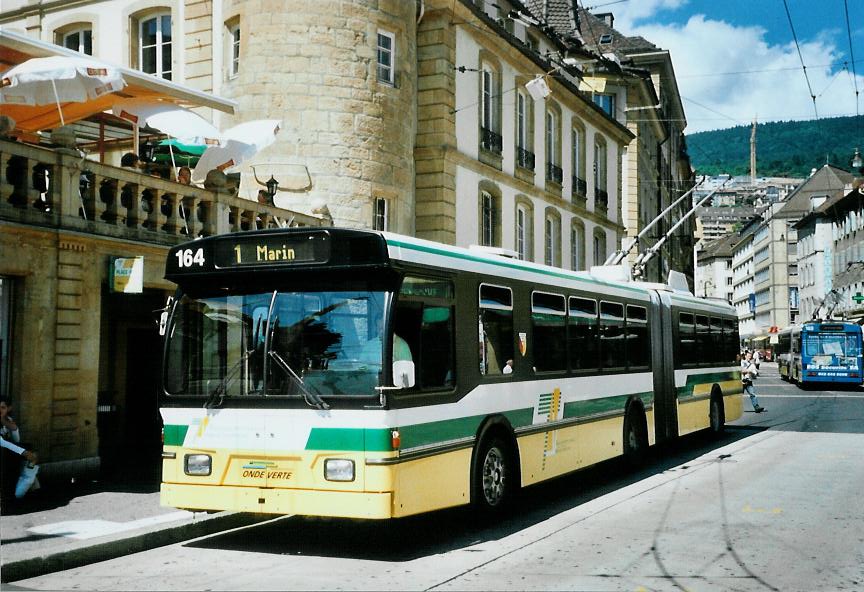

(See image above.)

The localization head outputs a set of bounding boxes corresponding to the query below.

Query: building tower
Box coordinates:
[222,1,418,233]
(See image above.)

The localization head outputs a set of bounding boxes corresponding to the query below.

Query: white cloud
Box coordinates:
[620,15,863,133]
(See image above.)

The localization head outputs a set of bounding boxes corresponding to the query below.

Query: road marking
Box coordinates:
[742,504,783,514]
[755,393,864,398]
[26,511,193,540]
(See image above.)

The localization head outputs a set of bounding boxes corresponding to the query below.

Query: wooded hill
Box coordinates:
[686,115,862,178]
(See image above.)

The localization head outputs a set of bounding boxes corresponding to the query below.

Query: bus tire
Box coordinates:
[709,392,725,435]
[623,405,648,468]
[472,436,514,515]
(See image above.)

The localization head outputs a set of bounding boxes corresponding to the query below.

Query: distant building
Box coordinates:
[695,206,758,242]
[695,233,738,302]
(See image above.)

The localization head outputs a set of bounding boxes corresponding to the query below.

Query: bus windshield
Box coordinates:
[164,289,389,401]
[802,332,860,367]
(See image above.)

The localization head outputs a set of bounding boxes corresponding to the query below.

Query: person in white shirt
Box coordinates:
[753,349,761,370]
[741,351,765,413]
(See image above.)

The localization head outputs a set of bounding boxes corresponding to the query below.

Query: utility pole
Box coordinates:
[750,117,757,184]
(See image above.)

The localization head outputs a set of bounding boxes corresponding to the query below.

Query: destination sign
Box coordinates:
[213,233,331,268]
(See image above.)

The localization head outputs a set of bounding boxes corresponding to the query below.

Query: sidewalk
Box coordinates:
[0,477,262,583]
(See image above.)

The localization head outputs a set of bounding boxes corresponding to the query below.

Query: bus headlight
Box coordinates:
[184,454,212,476]
[324,459,355,482]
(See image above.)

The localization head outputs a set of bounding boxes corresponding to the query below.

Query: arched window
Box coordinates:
[570,219,585,270]
[571,120,586,199]
[135,10,173,79]
[593,133,608,211]
[57,24,92,55]
[226,18,241,78]
[545,102,562,185]
[479,182,502,247]
[515,89,534,170]
[479,54,502,155]
[544,207,562,267]
[593,227,608,266]
[514,196,534,261]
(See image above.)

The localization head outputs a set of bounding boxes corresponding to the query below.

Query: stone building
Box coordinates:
[545,6,697,285]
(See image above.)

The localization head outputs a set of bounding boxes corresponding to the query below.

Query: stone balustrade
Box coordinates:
[0,138,323,245]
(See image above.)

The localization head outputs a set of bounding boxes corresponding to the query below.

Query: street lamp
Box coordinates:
[852,148,863,172]
[265,175,279,204]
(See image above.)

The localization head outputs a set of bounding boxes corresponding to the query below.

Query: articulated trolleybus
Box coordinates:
[777,321,863,387]
[159,228,742,519]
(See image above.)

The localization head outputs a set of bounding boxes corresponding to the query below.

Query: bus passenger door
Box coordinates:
[650,291,678,443]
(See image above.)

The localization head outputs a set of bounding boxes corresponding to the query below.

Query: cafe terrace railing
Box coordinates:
[0,138,324,245]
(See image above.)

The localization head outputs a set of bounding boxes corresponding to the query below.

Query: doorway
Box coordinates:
[98,289,167,485]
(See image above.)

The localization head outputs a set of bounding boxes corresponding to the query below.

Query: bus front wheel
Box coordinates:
[472,436,514,514]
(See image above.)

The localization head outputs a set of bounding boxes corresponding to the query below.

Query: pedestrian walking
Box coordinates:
[753,349,761,370]
[741,351,765,413]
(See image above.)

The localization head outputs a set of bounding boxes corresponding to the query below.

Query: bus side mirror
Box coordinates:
[393,360,415,388]
[158,296,174,336]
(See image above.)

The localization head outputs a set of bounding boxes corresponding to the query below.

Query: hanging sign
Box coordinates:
[110,256,144,293]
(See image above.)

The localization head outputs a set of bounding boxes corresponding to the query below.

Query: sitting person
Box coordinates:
[176,166,192,185]
[120,152,141,169]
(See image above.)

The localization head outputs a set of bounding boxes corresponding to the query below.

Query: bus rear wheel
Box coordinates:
[472,436,514,514]
[709,395,725,435]
[623,408,648,468]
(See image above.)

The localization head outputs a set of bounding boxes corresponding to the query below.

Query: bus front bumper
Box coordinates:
[161,483,394,519]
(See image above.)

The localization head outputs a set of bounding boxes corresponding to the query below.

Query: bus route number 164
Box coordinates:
[175,248,206,268]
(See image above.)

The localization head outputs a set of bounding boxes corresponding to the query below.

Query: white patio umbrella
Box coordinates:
[111,98,222,146]
[191,119,282,184]
[0,55,125,126]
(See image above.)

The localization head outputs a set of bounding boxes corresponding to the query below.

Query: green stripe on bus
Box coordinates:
[304,428,393,452]
[387,239,647,295]
[562,392,652,418]
[398,407,535,449]
[163,424,189,446]
[677,370,739,399]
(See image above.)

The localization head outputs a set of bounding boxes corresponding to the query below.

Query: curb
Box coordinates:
[1,512,267,583]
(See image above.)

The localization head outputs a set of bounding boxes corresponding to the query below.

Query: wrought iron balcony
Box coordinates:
[0,138,323,245]
[546,162,563,185]
[516,147,535,170]
[572,176,587,199]
[595,187,609,210]
[480,127,502,154]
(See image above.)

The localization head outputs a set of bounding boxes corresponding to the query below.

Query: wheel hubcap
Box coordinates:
[482,447,506,505]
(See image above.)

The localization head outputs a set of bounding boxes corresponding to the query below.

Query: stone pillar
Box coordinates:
[414,4,458,244]
[50,238,99,469]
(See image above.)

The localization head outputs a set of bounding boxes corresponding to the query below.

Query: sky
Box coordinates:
[597,0,864,134]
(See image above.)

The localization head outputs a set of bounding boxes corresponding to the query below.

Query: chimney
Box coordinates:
[596,12,614,28]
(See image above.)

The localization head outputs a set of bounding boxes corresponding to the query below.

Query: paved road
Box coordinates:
[12,364,864,591]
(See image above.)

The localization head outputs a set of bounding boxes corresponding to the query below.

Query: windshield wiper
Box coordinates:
[268,350,331,410]
[204,349,254,409]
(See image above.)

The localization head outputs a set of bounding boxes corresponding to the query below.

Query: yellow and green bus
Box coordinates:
[159,227,741,519]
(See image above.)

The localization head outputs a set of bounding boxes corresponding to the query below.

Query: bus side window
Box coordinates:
[479,284,514,376]
[568,296,598,372]
[679,312,696,367]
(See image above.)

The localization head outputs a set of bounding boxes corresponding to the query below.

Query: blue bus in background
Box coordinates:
[777,321,863,387]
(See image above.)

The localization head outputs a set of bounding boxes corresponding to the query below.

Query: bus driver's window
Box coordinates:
[394,276,456,390]
[479,284,514,376]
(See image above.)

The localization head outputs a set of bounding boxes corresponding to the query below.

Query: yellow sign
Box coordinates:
[578,77,606,92]
[110,256,143,293]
